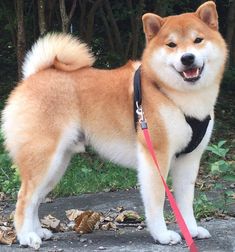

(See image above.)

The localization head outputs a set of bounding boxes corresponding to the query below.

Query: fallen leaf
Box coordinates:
[67,221,76,231]
[100,222,117,231]
[103,216,113,222]
[116,206,124,212]
[0,216,8,225]
[66,209,84,221]
[74,211,101,234]
[0,226,16,245]
[41,214,61,232]
[59,222,69,232]
[115,210,141,223]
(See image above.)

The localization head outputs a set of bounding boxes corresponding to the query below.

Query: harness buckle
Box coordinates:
[136,102,148,129]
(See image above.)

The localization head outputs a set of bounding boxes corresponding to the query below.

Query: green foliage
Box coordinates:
[222,68,235,91]
[53,153,137,197]
[0,131,20,197]
[192,140,235,220]
[194,193,217,220]
[206,140,229,158]
[199,140,235,215]
[0,2,17,93]
[206,141,235,182]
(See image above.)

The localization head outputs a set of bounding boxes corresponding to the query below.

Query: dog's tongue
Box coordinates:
[182,68,199,79]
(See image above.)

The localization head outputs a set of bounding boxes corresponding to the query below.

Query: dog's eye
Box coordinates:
[166,42,177,48]
[194,37,203,44]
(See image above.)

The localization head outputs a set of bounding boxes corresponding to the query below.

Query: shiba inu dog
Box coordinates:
[1,1,227,249]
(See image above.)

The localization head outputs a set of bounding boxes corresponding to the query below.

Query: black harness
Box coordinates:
[133,67,211,157]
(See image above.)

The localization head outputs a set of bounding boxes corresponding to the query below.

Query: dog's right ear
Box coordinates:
[142,13,163,43]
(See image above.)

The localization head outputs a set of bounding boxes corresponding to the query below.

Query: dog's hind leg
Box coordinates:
[14,126,78,249]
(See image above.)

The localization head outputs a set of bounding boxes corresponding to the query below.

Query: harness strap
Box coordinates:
[176,115,211,157]
[133,66,142,130]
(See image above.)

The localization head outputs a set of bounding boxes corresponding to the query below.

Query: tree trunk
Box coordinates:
[230,30,235,67]
[78,0,87,38]
[99,6,114,52]
[154,0,169,16]
[47,0,57,30]
[16,0,25,79]
[86,0,104,44]
[127,0,145,59]
[104,0,123,57]
[0,2,17,48]
[225,0,235,67]
[59,0,77,33]
[38,0,47,35]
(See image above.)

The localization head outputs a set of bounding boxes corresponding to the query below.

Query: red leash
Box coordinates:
[137,110,198,252]
[133,67,198,251]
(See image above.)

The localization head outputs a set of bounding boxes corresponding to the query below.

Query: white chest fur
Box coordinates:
[159,105,193,157]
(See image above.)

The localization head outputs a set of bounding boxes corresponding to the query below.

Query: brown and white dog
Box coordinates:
[1,1,227,249]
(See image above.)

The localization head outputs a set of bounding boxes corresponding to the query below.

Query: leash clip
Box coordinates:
[136,102,148,129]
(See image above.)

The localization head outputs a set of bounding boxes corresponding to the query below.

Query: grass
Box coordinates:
[53,152,137,197]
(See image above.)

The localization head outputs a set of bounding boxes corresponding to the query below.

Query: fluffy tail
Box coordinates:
[22,33,95,79]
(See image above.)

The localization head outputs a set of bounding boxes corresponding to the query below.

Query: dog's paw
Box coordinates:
[19,232,42,250]
[196,226,211,239]
[189,226,211,239]
[154,230,182,245]
[37,227,53,240]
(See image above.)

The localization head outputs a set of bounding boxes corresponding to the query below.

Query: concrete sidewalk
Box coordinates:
[1,189,235,252]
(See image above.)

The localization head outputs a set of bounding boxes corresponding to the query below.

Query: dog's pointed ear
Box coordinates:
[142,13,163,43]
[195,1,218,30]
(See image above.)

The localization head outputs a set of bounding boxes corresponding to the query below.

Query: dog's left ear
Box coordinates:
[142,13,163,43]
[195,1,218,30]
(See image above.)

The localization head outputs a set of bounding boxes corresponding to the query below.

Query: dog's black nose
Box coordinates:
[181,53,195,66]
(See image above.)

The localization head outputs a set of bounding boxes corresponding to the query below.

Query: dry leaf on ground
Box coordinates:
[115,210,141,223]
[66,209,84,221]
[0,226,16,245]
[74,211,101,234]
[116,206,124,212]
[100,222,117,231]
[41,214,61,232]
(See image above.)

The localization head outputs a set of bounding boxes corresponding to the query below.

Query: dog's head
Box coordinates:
[142,1,227,91]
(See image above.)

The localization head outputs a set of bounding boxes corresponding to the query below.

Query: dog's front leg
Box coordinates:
[171,151,211,239]
[137,143,181,245]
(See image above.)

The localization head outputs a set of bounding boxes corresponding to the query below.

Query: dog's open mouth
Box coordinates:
[179,65,204,82]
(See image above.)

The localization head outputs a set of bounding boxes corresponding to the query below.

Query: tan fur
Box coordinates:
[1,1,227,248]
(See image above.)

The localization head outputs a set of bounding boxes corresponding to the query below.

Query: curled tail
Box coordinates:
[22,33,95,79]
